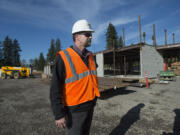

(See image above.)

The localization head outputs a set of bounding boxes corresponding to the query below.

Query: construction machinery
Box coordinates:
[1,66,31,79]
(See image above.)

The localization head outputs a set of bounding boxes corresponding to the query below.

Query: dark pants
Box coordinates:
[66,108,94,135]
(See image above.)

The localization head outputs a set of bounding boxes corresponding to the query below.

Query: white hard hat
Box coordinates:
[72,19,94,34]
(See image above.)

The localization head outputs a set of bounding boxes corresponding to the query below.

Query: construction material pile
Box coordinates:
[171,62,180,75]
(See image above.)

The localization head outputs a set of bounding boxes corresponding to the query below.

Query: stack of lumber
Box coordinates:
[139,78,156,84]
[171,62,180,75]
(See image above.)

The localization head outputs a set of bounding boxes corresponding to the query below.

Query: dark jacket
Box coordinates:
[50,46,97,120]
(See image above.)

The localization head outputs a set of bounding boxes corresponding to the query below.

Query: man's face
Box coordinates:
[77,32,92,47]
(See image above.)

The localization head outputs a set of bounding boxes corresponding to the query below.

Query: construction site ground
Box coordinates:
[0,76,180,135]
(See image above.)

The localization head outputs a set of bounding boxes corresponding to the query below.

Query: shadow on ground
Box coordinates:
[162,109,180,135]
[109,103,145,135]
[99,87,136,100]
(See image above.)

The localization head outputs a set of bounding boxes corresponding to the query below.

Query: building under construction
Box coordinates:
[43,42,180,80]
[43,16,180,80]
[94,43,180,79]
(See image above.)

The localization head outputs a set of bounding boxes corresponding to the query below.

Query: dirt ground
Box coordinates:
[0,76,180,135]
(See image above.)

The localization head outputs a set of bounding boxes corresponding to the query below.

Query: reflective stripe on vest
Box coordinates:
[63,49,97,84]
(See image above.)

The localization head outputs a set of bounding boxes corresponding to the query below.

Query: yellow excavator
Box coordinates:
[1,66,31,79]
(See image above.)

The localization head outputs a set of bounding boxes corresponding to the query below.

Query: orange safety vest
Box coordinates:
[59,47,100,106]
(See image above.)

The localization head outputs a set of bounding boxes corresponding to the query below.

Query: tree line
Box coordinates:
[0,36,21,67]
[0,23,123,71]
[0,36,61,72]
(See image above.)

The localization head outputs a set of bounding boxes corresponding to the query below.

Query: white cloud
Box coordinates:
[1,0,179,46]
[53,0,101,21]
[0,0,132,30]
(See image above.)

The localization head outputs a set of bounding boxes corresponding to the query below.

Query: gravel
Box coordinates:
[0,77,180,135]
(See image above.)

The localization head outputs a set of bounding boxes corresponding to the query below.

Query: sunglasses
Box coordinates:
[79,32,92,37]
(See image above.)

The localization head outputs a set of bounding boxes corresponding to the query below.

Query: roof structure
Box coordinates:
[157,43,180,50]
[94,43,180,55]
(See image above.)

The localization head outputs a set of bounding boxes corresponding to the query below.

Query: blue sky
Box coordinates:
[0,0,180,63]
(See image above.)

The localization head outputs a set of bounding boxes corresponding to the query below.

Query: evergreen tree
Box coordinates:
[3,36,13,66]
[118,36,124,48]
[0,41,3,59]
[106,23,118,49]
[55,38,61,53]
[34,58,39,70]
[0,41,2,55]
[38,52,45,71]
[0,37,22,67]
[12,39,21,66]
[47,39,56,64]
[0,41,3,67]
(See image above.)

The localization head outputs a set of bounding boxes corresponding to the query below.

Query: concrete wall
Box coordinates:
[44,65,52,78]
[141,45,164,78]
[96,53,104,77]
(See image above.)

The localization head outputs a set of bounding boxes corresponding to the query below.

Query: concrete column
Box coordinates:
[96,53,104,77]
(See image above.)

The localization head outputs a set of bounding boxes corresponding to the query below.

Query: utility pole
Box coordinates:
[123,27,125,46]
[164,29,167,46]
[139,16,142,50]
[172,33,175,44]
[143,32,146,44]
[153,24,156,48]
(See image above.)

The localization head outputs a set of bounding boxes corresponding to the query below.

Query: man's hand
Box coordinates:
[55,117,66,128]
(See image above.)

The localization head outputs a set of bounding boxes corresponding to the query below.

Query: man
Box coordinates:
[50,19,100,135]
